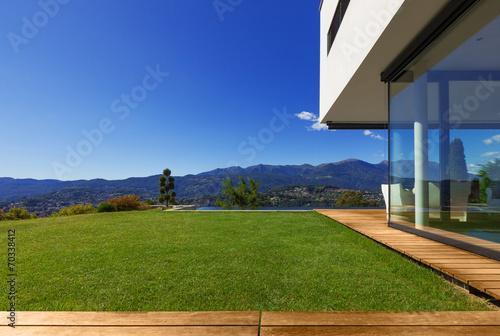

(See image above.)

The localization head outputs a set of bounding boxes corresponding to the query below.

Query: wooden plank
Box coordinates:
[260,326,500,336]
[424,259,499,264]
[378,238,433,243]
[382,242,449,246]
[12,311,261,326]
[377,237,441,241]
[468,281,500,289]
[446,269,500,275]
[394,247,463,251]
[488,288,500,298]
[0,326,259,336]
[260,311,500,326]
[463,274,500,281]
[430,264,500,269]
[389,245,467,253]
[404,252,480,257]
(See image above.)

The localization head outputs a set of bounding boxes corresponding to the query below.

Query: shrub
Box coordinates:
[97,202,117,213]
[138,203,152,210]
[144,199,157,205]
[335,190,379,208]
[105,195,149,212]
[51,204,96,217]
[2,207,37,220]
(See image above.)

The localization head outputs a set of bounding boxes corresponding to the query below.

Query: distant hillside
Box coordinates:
[179,185,384,209]
[390,160,476,185]
[261,185,383,208]
[0,159,389,202]
[0,176,159,202]
[0,188,151,218]
[2,184,384,217]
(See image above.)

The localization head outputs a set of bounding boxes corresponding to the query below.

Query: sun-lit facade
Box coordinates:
[320,0,500,261]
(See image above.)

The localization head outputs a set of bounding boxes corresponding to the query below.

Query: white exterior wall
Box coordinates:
[320,0,404,123]
[319,0,451,126]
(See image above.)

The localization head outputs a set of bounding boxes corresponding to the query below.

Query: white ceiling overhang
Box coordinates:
[321,0,451,127]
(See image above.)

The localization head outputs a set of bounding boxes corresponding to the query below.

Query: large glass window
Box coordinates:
[388,0,500,260]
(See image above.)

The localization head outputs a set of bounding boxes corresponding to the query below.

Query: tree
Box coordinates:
[480,159,500,181]
[158,168,176,207]
[215,176,269,209]
[478,159,500,203]
[478,170,492,203]
[335,190,379,207]
[450,138,468,181]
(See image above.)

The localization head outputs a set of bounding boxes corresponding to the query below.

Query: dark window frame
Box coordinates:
[327,0,351,54]
[381,0,480,82]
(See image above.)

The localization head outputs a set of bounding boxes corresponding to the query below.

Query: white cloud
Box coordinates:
[310,121,329,131]
[295,111,328,131]
[484,139,494,145]
[483,134,500,145]
[467,163,481,174]
[296,111,316,121]
[363,130,387,141]
[480,151,500,158]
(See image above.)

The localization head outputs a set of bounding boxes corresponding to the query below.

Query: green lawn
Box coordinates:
[1,210,492,311]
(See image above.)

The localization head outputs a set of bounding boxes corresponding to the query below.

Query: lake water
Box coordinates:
[466,229,500,244]
[196,207,385,211]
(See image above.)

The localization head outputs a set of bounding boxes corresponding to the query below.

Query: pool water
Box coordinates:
[196,207,384,211]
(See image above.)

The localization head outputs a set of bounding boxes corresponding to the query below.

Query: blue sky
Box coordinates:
[0,0,388,180]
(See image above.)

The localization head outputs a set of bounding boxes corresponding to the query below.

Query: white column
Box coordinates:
[414,73,429,228]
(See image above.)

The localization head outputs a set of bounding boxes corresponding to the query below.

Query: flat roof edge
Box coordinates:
[327,122,388,130]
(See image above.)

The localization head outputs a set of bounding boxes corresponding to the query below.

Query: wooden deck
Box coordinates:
[260,311,500,335]
[3,311,260,335]
[315,209,500,301]
[4,311,500,335]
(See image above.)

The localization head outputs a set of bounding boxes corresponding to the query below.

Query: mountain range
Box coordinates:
[1,158,460,203]
[0,159,392,202]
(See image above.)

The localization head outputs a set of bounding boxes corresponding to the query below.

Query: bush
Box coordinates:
[144,199,157,205]
[105,195,150,212]
[97,202,117,213]
[335,190,379,208]
[51,204,96,217]
[138,203,152,210]
[2,207,37,220]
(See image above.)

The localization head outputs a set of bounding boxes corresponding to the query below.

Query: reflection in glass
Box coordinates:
[388,0,500,258]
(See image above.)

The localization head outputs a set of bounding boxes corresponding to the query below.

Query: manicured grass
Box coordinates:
[1,210,492,311]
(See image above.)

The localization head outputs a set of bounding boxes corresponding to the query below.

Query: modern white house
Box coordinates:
[320,0,500,261]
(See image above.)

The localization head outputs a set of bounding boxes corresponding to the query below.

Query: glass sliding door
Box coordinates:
[388,0,500,260]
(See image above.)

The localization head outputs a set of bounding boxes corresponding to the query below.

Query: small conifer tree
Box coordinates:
[450,138,468,181]
[158,168,176,206]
